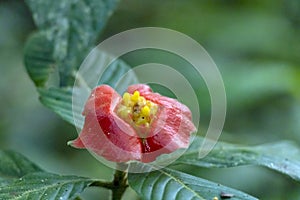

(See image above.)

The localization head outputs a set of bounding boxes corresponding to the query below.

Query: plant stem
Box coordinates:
[90,163,128,200]
[111,163,128,200]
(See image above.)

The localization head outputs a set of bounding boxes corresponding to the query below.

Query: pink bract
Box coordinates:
[69,84,196,163]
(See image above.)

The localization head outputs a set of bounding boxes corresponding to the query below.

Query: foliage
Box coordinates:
[0,172,94,200]
[128,163,257,200]
[173,138,300,181]
[24,0,119,87]
[1,0,300,199]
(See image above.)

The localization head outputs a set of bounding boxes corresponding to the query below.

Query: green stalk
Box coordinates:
[111,164,128,200]
[91,163,128,200]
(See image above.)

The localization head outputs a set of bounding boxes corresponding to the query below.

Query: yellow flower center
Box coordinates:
[117,91,158,128]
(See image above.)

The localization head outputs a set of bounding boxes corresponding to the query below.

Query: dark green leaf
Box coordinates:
[26,0,118,35]
[24,0,139,127]
[0,150,43,180]
[0,150,43,187]
[128,163,257,200]
[24,0,120,87]
[24,32,56,87]
[173,137,300,181]
[0,172,94,200]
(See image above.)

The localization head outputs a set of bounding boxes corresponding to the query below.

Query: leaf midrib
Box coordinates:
[156,168,205,200]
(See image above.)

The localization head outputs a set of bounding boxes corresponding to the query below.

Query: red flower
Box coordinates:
[69,84,196,163]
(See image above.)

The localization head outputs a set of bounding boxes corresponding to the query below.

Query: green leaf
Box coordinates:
[0,150,43,187]
[26,0,118,35]
[0,178,13,187]
[38,53,138,127]
[0,172,94,200]
[98,58,139,94]
[24,0,139,126]
[24,0,120,87]
[173,137,300,181]
[0,150,43,180]
[38,87,83,128]
[24,32,56,87]
[128,163,257,200]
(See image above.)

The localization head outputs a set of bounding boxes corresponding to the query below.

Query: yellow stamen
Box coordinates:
[117,90,158,128]
[122,92,131,106]
[131,91,140,102]
[141,106,150,117]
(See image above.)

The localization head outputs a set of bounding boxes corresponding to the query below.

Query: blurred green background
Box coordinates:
[1,0,300,199]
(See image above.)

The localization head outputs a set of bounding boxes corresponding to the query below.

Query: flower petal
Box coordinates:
[69,85,142,162]
[127,84,152,94]
[70,84,196,163]
[141,106,196,162]
[127,84,197,162]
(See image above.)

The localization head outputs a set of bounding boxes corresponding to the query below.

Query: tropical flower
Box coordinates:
[69,84,196,163]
